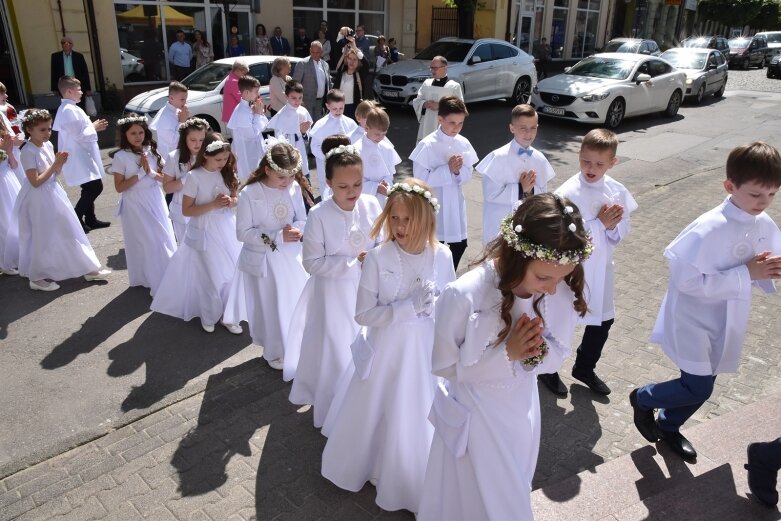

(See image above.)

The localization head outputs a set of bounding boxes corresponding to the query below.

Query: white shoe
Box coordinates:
[221,321,243,335]
[267,358,284,370]
[201,320,215,333]
[369,478,378,486]
[84,269,112,281]
[30,280,60,292]
[2,267,19,275]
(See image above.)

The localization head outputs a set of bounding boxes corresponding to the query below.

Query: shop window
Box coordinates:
[550,7,568,58]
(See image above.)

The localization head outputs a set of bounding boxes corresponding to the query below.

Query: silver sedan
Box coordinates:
[660,48,728,104]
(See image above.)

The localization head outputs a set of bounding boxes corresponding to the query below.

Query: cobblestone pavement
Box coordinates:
[724,64,781,93]
[1,85,781,520]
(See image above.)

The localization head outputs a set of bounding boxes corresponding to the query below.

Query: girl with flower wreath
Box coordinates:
[162,117,209,243]
[14,109,110,291]
[110,115,176,296]
[320,177,456,513]
[417,193,591,520]
[222,138,310,369]
[0,125,21,275]
[151,132,243,334]
[283,135,382,426]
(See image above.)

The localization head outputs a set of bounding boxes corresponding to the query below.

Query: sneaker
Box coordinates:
[201,320,215,333]
[30,280,60,292]
[1,267,19,275]
[267,358,284,370]
[221,321,243,335]
[84,269,112,281]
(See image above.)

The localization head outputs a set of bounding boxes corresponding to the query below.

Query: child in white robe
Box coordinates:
[227,75,268,181]
[410,96,478,270]
[223,139,310,370]
[353,107,401,207]
[630,142,781,462]
[308,89,358,197]
[476,104,555,245]
[418,193,592,520]
[348,99,378,144]
[0,130,21,274]
[321,178,456,514]
[284,135,382,427]
[162,117,209,243]
[265,80,312,179]
[110,116,177,295]
[149,81,189,160]
[16,109,109,291]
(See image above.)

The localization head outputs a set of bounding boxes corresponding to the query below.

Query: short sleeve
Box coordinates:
[111,152,129,176]
[182,173,199,199]
[162,151,179,177]
[20,146,39,173]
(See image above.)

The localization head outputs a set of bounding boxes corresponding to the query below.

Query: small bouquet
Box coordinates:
[522,340,549,368]
[261,233,278,252]
[0,149,7,162]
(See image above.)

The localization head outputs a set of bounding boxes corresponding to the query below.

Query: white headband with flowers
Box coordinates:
[263,135,301,177]
[22,109,51,124]
[324,144,359,160]
[178,117,210,132]
[117,115,148,126]
[205,140,230,153]
[500,214,593,266]
[387,182,440,214]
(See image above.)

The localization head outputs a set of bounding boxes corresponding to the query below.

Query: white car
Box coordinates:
[123,56,302,138]
[120,48,145,82]
[373,37,536,106]
[659,48,728,103]
[530,53,686,129]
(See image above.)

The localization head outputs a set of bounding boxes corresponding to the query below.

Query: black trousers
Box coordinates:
[446,239,468,270]
[74,179,103,222]
[573,318,614,374]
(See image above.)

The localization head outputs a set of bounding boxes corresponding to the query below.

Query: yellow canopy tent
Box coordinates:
[116,5,194,28]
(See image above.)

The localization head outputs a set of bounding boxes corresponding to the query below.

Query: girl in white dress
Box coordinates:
[110,116,177,296]
[152,132,243,334]
[15,109,110,291]
[418,193,592,520]
[163,117,209,243]
[223,138,309,370]
[284,135,382,427]
[0,129,21,275]
[321,178,456,513]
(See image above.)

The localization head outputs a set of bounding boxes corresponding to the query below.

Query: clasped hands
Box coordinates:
[411,280,436,316]
[505,314,544,362]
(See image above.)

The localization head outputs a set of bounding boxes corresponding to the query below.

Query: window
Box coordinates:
[572,0,600,58]
[293,0,386,42]
[471,44,492,63]
[492,43,518,60]
[550,2,568,58]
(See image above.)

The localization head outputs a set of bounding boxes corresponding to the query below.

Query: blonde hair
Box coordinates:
[370,178,437,253]
[354,100,378,121]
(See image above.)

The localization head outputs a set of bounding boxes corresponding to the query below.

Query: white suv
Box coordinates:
[373,38,536,106]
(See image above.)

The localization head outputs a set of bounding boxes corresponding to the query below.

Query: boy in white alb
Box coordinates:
[348,99,377,144]
[539,128,637,398]
[52,75,110,232]
[227,75,268,181]
[410,95,478,269]
[266,80,313,179]
[476,104,555,245]
[308,89,357,195]
[630,142,781,463]
[149,81,189,160]
[353,107,400,206]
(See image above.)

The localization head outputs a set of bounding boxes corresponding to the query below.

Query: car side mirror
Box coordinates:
[563,66,571,72]
[636,73,652,83]
[640,49,650,54]
[469,55,482,65]
[708,63,718,70]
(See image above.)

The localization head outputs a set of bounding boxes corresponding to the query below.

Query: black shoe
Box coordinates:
[629,389,659,442]
[85,218,111,229]
[81,221,92,234]
[572,367,611,395]
[657,424,697,462]
[746,443,779,507]
[539,373,568,397]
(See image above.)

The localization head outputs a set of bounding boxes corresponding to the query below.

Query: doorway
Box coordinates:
[0,3,24,104]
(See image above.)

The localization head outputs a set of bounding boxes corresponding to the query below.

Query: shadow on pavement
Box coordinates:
[40,286,149,369]
[107,312,251,411]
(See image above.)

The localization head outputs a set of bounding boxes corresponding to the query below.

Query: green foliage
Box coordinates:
[749,0,781,30]
[441,0,479,11]
[698,0,765,28]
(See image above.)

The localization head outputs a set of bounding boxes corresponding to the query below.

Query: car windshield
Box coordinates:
[728,38,750,49]
[566,57,635,79]
[604,41,639,53]
[414,41,473,62]
[182,63,232,92]
[682,39,710,48]
[660,52,706,69]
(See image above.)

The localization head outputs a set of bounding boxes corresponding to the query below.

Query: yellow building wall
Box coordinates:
[257,0,294,41]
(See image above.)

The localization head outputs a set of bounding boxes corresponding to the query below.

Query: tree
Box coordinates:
[698,0,765,28]
[441,0,478,39]
[748,0,781,30]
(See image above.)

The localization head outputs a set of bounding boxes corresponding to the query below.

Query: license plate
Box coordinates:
[382,90,399,98]
[542,106,565,116]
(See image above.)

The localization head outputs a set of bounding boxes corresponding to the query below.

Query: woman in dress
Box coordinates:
[192,30,214,69]
[252,24,272,55]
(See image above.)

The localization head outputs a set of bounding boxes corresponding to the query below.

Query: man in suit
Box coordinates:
[292,41,331,120]
[50,35,91,108]
[270,27,291,56]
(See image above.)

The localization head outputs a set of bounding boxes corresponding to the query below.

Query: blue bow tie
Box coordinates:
[517,147,533,157]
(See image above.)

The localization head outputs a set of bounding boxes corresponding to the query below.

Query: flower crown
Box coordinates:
[387,182,440,214]
[117,115,147,126]
[205,140,230,153]
[22,109,51,124]
[263,135,301,177]
[178,117,210,133]
[324,144,358,160]
[500,214,593,265]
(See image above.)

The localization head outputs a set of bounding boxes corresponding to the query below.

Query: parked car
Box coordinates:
[727,35,772,69]
[659,48,728,103]
[120,48,145,82]
[681,36,730,59]
[123,56,302,137]
[373,37,536,106]
[768,52,781,79]
[530,53,686,129]
[754,31,781,55]
[602,38,661,56]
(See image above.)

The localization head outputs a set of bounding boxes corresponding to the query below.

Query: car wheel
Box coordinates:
[695,84,705,104]
[510,76,532,105]
[664,90,682,117]
[714,78,726,97]
[604,98,625,129]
